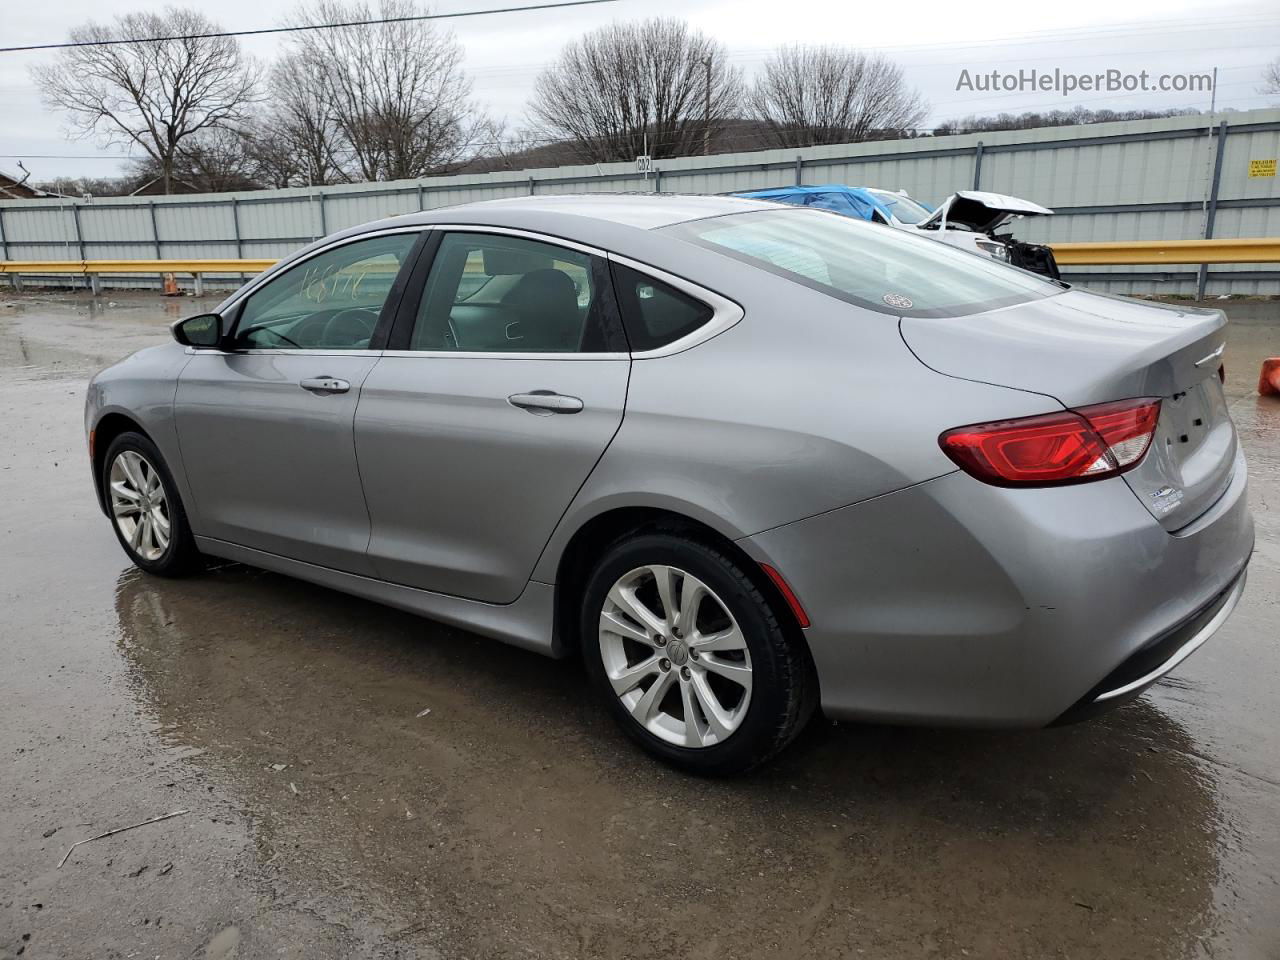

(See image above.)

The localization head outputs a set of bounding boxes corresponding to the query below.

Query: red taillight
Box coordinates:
[939,398,1161,487]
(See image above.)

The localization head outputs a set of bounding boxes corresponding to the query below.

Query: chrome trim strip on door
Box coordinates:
[185,347,384,358]
[1092,571,1246,702]
[377,350,629,361]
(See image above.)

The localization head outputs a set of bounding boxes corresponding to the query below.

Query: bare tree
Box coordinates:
[120,127,262,194]
[243,51,353,188]
[1262,57,1280,98]
[528,18,742,162]
[284,0,480,181]
[31,7,261,194]
[748,46,926,148]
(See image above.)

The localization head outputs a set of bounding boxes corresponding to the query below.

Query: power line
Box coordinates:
[0,0,620,55]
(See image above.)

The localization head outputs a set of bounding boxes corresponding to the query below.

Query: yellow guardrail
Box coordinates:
[1048,237,1280,266]
[1,239,1279,283]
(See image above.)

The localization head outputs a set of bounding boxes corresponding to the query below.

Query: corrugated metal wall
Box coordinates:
[3,108,1278,295]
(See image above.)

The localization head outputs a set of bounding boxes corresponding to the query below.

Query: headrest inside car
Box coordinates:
[483,246,555,275]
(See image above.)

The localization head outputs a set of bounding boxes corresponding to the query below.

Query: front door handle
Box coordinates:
[300,376,351,395]
[507,391,584,415]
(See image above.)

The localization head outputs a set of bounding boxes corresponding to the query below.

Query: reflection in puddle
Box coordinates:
[113,564,1223,958]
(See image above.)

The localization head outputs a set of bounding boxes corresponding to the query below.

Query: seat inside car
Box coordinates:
[498,267,581,350]
[442,244,581,351]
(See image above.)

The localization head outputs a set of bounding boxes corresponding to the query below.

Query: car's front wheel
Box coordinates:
[581,533,814,774]
[102,432,202,577]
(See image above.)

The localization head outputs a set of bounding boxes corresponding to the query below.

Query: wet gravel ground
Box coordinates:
[1,291,1277,960]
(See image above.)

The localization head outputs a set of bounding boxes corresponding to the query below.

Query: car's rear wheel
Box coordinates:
[102,432,202,577]
[581,533,814,775]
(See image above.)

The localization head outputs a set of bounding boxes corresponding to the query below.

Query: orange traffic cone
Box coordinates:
[1259,358,1280,397]
[162,272,180,296]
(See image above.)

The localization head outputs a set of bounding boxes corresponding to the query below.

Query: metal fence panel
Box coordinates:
[3,107,1278,294]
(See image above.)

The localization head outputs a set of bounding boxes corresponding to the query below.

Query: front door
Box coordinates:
[355,229,630,603]
[175,230,421,574]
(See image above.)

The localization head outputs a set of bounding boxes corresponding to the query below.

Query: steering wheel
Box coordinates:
[322,307,379,347]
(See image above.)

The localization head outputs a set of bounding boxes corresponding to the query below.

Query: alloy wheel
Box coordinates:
[598,564,753,748]
[109,450,171,562]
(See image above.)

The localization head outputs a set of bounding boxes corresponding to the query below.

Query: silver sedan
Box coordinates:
[86,195,1254,773]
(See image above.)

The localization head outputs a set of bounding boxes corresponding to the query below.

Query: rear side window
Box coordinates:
[611,263,714,352]
[409,232,624,353]
[665,208,1061,318]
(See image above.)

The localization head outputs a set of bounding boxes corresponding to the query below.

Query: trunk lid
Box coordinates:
[901,289,1237,530]
[920,190,1054,235]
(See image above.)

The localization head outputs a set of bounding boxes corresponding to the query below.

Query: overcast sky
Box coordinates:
[2,0,1278,180]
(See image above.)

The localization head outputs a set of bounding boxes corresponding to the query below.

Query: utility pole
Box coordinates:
[702,54,713,156]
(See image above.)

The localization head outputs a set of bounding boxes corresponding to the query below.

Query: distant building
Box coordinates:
[0,167,55,199]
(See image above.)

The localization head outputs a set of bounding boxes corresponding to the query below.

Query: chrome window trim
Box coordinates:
[185,347,384,358]
[606,252,744,360]
[424,223,606,259]
[211,222,741,360]
[376,351,629,361]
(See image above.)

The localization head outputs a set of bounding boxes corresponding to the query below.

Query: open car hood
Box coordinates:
[922,190,1054,234]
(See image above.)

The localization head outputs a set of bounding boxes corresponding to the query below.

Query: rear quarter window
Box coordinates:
[611,263,714,352]
[665,208,1061,319]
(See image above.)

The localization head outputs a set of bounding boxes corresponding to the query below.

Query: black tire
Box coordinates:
[580,532,815,775]
[101,431,203,577]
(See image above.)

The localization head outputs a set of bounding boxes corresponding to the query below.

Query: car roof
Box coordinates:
[414,193,780,230]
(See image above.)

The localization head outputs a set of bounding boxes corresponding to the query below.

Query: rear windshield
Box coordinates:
[666,208,1061,318]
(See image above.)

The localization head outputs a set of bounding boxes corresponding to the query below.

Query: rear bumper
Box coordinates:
[740,447,1254,726]
[1051,568,1246,724]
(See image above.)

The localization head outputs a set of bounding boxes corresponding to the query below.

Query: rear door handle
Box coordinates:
[300,376,351,394]
[507,391,584,415]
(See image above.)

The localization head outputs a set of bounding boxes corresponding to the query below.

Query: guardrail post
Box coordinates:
[1196,120,1228,300]
[149,201,162,291]
[193,273,204,296]
[654,167,662,193]
[71,203,89,293]
[89,272,102,296]
[0,209,15,292]
[231,196,244,284]
[527,178,535,196]
[794,154,803,186]
[314,193,327,238]
[973,141,984,190]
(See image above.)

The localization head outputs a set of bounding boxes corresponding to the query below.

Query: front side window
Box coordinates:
[410,233,619,353]
[665,208,1061,318]
[233,232,418,350]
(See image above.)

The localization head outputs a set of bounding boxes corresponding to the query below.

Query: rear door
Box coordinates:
[175,230,422,573]
[354,228,630,603]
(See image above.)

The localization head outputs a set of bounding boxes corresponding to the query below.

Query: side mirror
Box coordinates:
[172,313,223,349]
